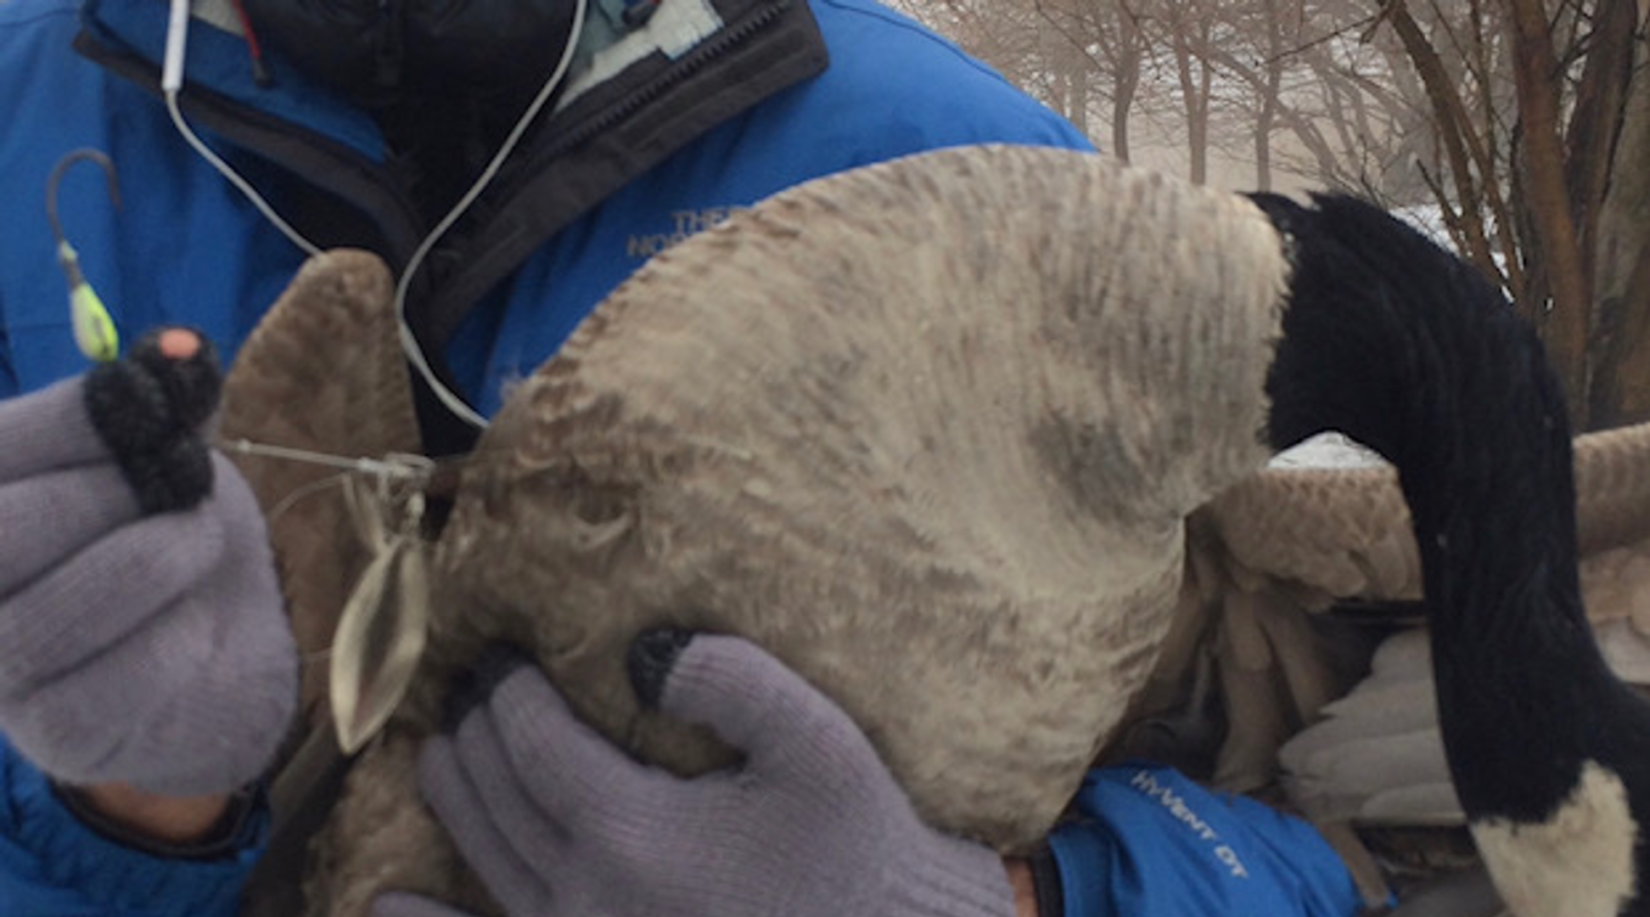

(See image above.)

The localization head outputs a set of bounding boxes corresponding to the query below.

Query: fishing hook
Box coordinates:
[46,148,123,362]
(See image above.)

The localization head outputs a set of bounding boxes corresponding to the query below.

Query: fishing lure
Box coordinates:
[330,460,435,755]
[46,148,122,362]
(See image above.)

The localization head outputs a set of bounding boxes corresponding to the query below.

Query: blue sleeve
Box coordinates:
[1046,765,1362,917]
[0,733,266,917]
[0,313,15,399]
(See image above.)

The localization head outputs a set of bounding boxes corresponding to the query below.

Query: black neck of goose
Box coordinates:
[1252,193,1615,822]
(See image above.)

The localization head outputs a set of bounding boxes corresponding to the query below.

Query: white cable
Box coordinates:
[162,0,190,93]
[166,91,324,258]
[393,0,590,430]
[163,0,590,429]
[163,0,322,256]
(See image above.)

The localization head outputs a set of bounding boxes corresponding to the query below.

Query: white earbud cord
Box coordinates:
[162,0,591,430]
[391,0,588,429]
[165,93,323,258]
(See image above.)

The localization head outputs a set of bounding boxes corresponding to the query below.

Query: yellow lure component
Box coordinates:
[61,240,120,363]
[47,149,123,363]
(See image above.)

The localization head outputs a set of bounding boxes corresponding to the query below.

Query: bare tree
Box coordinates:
[1376,0,1649,428]
[1581,5,1650,427]
[1031,0,1151,161]
[1162,3,1218,181]
[893,0,1649,427]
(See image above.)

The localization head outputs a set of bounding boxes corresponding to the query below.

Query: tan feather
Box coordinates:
[1196,418,1650,611]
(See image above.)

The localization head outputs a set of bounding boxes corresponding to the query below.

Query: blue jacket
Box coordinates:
[1049,765,1364,917]
[0,0,1095,913]
[0,0,1092,417]
[1,734,266,917]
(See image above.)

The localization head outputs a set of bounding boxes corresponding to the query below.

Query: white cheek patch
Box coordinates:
[1471,761,1639,917]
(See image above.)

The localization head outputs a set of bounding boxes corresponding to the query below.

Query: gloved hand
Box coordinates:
[371,631,1016,917]
[0,329,297,796]
[1046,764,1364,917]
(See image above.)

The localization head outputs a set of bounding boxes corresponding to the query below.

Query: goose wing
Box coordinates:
[1199,462,1421,605]
[1197,419,1650,616]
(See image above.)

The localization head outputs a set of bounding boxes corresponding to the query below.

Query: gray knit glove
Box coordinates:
[372,632,1016,917]
[0,330,298,796]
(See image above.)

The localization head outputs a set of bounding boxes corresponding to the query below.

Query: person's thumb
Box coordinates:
[627,629,877,776]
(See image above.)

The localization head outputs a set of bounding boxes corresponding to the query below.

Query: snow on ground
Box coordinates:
[1269,432,1386,469]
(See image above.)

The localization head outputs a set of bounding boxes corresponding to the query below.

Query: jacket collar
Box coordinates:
[78,0,386,158]
[77,0,778,154]
[75,0,827,454]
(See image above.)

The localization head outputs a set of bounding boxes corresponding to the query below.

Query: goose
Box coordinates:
[210,146,1648,917]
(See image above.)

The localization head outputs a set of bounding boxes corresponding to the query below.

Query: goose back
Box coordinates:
[425,145,1288,846]
[295,146,1292,916]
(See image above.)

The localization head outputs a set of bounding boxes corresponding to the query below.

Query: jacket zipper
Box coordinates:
[536,0,795,162]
